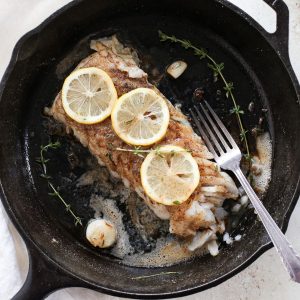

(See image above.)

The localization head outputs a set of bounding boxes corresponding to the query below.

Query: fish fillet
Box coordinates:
[49,36,238,249]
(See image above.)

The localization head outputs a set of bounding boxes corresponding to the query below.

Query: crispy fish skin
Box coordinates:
[50,36,238,241]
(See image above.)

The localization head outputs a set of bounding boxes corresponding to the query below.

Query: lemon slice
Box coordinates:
[62,67,117,124]
[141,145,200,205]
[111,88,170,146]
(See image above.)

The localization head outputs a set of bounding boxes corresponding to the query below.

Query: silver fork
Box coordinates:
[190,101,300,283]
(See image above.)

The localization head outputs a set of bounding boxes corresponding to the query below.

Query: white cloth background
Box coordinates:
[1,0,300,299]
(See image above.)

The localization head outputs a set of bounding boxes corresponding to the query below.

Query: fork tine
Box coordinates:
[190,109,219,158]
[193,106,224,155]
[204,101,239,149]
[200,103,230,150]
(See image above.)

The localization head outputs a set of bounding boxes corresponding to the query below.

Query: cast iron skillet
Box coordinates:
[0,0,300,299]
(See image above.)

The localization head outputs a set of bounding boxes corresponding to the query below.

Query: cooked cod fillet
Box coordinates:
[49,36,238,247]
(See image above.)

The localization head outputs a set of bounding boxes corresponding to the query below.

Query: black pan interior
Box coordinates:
[0,0,300,297]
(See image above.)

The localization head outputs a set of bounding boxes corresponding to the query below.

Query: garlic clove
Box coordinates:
[86,219,117,248]
[167,61,187,79]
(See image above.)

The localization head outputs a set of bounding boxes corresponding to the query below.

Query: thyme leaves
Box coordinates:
[158,30,252,169]
[115,146,191,158]
[36,141,82,226]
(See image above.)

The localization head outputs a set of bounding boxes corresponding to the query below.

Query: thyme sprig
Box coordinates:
[36,142,82,226]
[230,105,244,115]
[115,146,191,158]
[131,271,182,280]
[158,30,252,169]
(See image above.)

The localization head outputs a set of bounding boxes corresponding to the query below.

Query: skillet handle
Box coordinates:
[12,241,84,300]
[262,0,289,57]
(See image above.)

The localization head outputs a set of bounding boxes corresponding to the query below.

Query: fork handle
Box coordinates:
[234,167,300,283]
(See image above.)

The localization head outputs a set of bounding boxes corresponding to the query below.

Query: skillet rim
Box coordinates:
[0,0,300,298]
